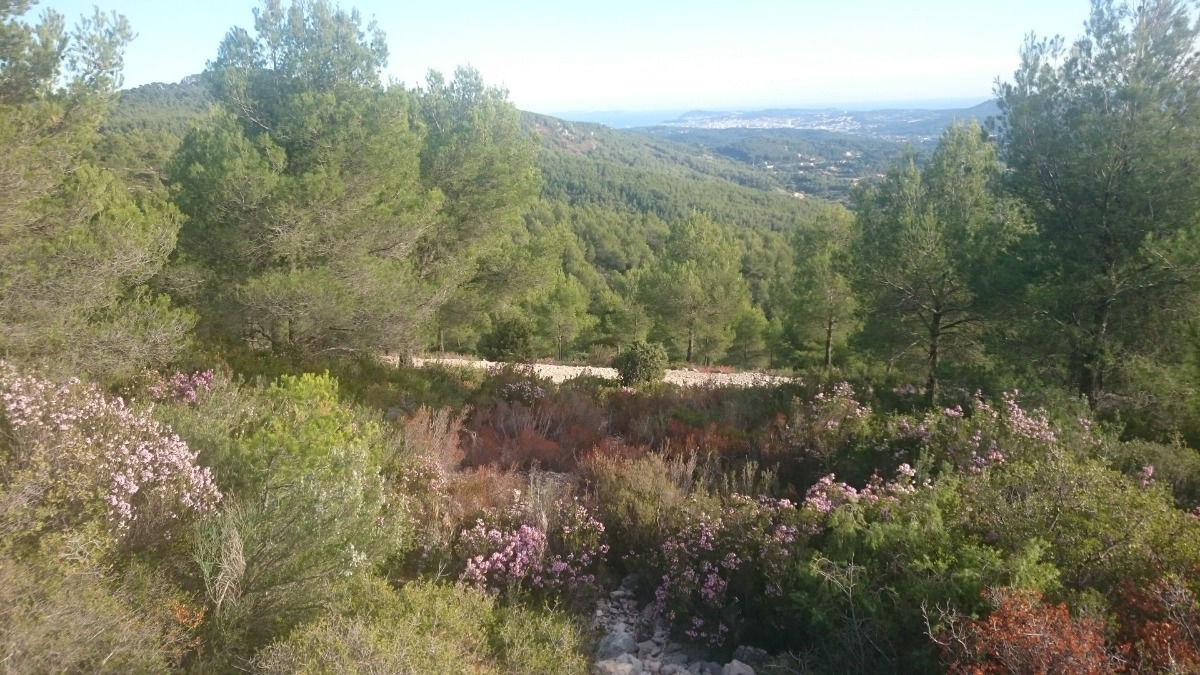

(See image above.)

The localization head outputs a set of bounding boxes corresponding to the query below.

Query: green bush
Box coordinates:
[254,580,589,675]
[582,453,708,575]
[479,317,534,362]
[0,550,178,673]
[187,372,413,666]
[613,341,668,386]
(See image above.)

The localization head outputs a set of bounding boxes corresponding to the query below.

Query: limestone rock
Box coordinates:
[731,646,768,666]
[722,660,755,675]
[597,629,639,660]
[595,653,644,675]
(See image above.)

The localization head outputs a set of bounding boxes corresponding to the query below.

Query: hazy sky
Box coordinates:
[36,0,1090,113]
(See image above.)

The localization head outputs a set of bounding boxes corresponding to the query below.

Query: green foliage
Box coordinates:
[478,316,535,362]
[851,121,1026,404]
[1105,437,1200,507]
[642,213,751,364]
[0,4,192,381]
[583,453,708,574]
[0,549,178,673]
[171,2,537,359]
[529,112,825,233]
[996,0,1200,410]
[794,478,1061,672]
[727,303,770,370]
[961,455,1200,594]
[613,340,668,387]
[784,203,858,370]
[637,125,912,204]
[185,372,411,665]
[255,579,589,675]
[531,271,596,360]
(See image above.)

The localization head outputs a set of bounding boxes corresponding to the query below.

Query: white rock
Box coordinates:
[723,660,755,675]
[597,630,639,660]
[594,654,644,675]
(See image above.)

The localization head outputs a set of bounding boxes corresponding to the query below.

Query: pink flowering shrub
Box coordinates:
[923,391,1068,472]
[0,362,220,544]
[768,382,878,489]
[457,496,608,601]
[784,383,872,468]
[803,464,918,515]
[146,370,215,405]
[649,494,813,647]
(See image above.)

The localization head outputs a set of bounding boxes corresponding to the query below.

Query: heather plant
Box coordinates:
[145,369,216,405]
[145,367,263,490]
[919,390,1069,473]
[772,382,875,486]
[456,492,608,603]
[648,493,814,648]
[0,362,221,548]
[801,463,919,525]
[380,406,463,575]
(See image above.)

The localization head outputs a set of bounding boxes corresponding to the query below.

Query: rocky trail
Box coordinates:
[406,356,793,388]
[591,575,765,675]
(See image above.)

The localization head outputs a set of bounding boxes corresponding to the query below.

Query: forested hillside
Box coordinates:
[5,0,1200,673]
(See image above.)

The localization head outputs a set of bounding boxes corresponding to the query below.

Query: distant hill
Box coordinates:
[100,77,851,223]
[660,100,1001,145]
[523,111,829,231]
[631,126,909,204]
[548,110,688,128]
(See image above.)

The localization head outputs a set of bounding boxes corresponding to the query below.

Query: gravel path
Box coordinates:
[405,356,793,388]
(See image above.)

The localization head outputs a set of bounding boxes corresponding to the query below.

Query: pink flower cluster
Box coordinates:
[787,382,872,464]
[803,464,919,519]
[0,364,221,534]
[458,498,608,597]
[896,417,931,444]
[147,370,215,405]
[968,447,1007,474]
[499,380,546,404]
[461,521,547,591]
[934,391,1061,471]
[1140,464,1155,488]
[650,495,806,646]
[996,391,1058,444]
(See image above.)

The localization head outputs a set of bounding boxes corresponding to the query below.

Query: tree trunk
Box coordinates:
[1078,298,1112,406]
[438,327,445,354]
[686,327,694,364]
[824,315,835,370]
[926,313,941,407]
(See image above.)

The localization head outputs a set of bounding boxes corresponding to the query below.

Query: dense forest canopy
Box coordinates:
[5,0,1200,673]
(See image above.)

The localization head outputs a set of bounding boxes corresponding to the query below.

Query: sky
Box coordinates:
[35,0,1090,114]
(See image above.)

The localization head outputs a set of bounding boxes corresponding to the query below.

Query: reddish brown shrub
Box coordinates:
[939,588,1119,675]
[462,387,610,472]
[446,466,524,521]
[1116,576,1200,673]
